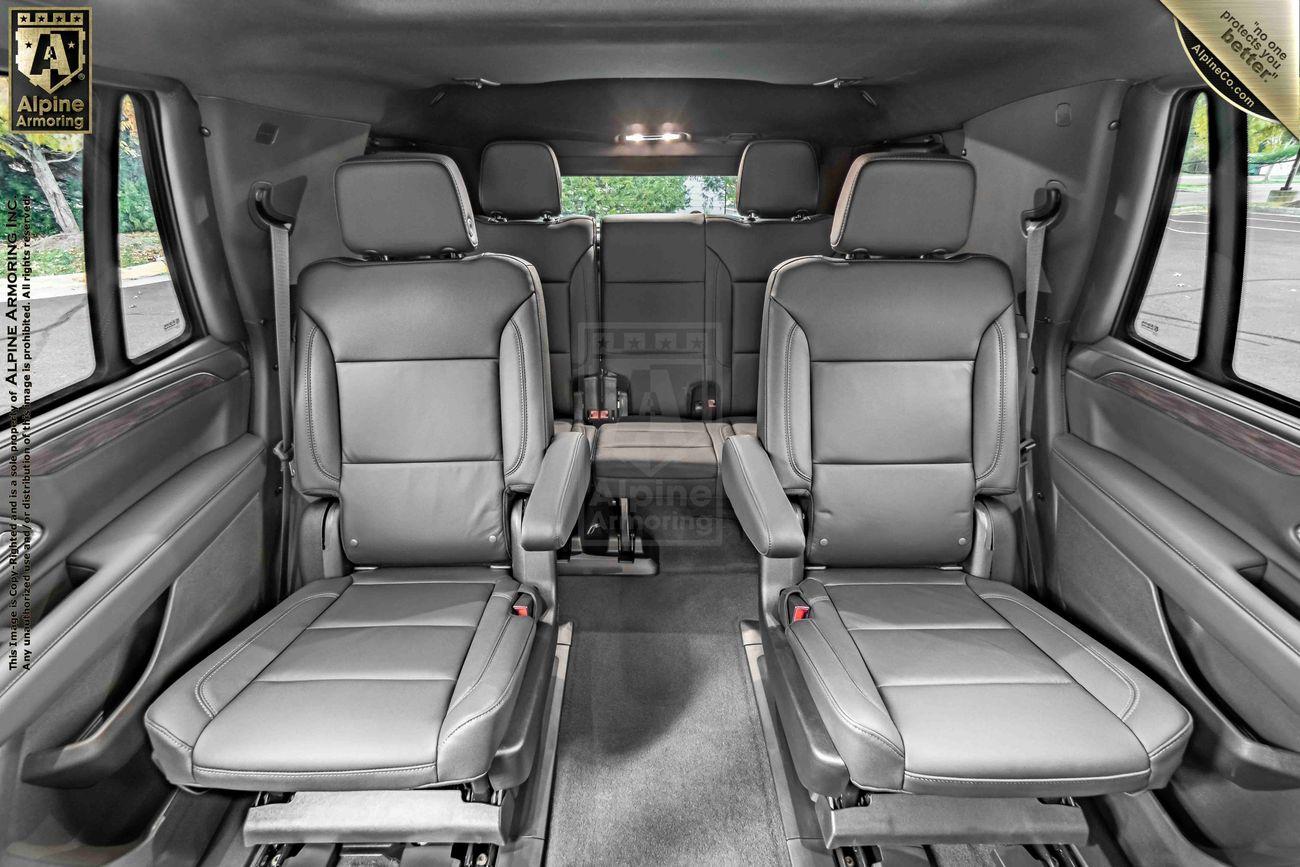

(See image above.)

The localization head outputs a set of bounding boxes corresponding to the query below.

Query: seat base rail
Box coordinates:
[815,794,1090,849]
[243,790,511,846]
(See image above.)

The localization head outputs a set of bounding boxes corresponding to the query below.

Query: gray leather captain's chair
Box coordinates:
[722,153,1193,800]
[145,153,588,797]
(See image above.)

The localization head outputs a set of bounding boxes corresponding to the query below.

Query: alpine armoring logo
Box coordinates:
[8,7,92,133]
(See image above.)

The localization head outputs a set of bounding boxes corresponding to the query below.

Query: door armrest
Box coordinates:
[721,435,804,558]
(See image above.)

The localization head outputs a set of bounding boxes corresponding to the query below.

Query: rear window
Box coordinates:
[561,176,736,219]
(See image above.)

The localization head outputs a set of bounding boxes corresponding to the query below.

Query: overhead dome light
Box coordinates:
[618,131,690,144]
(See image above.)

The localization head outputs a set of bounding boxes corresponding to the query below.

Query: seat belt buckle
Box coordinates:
[783,591,811,627]
[511,593,534,618]
[587,408,611,421]
[1019,437,1037,468]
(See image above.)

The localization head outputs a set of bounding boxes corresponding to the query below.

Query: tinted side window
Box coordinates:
[1131,94,1210,360]
[118,95,186,359]
[1233,118,1299,402]
[0,77,94,405]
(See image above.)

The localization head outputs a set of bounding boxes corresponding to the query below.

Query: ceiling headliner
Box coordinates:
[82,0,1186,145]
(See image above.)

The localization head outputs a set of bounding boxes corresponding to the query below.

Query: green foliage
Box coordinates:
[562,176,688,219]
[561,175,737,219]
[119,232,165,268]
[699,175,737,213]
[117,98,159,233]
[1179,97,1297,170]
[30,245,82,276]
[1,77,85,235]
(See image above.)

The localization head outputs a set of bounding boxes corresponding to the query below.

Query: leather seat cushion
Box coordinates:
[592,420,728,499]
[145,567,535,792]
[788,569,1192,797]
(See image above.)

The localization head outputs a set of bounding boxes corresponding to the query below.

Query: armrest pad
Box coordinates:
[721,435,804,558]
[520,431,591,551]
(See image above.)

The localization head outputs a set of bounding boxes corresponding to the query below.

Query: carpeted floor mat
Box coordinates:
[548,506,786,865]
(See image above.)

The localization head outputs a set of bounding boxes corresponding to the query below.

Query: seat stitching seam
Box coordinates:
[978,592,1140,721]
[783,322,811,484]
[194,592,341,718]
[436,621,534,765]
[831,160,866,248]
[144,717,192,751]
[194,760,438,778]
[304,323,339,482]
[812,597,899,722]
[1055,447,1300,659]
[903,770,1145,785]
[441,600,513,722]
[789,625,904,759]
[974,317,1007,482]
[1147,716,1193,759]
[504,319,528,477]
[0,447,265,703]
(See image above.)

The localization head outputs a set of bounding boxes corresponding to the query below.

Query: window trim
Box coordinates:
[1117,89,1213,365]
[114,89,203,365]
[1118,89,1300,415]
[21,84,204,415]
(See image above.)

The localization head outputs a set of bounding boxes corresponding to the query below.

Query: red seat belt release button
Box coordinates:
[512,603,531,618]
[791,604,810,622]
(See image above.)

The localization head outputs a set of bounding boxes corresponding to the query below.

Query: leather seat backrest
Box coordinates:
[295,152,551,566]
[758,153,1018,567]
[474,142,598,420]
[705,141,834,418]
[600,213,707,418]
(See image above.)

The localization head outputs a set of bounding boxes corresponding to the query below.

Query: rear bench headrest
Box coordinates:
[335,152,477,257]
[479,141,563,219]
[830,153,975,256]
[736,140,820,218]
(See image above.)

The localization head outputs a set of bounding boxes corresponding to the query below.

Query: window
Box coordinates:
[1131,94,1209,360]
[562,176,737,219]
[0,81,195,411]
[118,95,185,359]
[1124,91,1300,411]
[0,76,94,406]
[1233,117,1300,401]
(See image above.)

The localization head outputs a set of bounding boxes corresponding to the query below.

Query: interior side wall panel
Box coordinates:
[0,492,264,856]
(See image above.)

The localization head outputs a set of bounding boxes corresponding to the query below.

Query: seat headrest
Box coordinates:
[736,140,820,218]
[478,141,563,219]
[335,152,477,257]
[830,153,975,256]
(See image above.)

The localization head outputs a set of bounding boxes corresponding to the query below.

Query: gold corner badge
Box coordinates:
[1161,1,1299,138]
[8,7,92,133]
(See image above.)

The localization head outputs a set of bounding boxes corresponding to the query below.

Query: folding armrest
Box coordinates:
[520,431,592,551]
[721,434,804,558]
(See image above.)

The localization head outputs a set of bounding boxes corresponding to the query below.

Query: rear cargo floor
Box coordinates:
[550,504,786,865]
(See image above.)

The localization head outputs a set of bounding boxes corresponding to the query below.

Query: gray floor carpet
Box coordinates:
[548,505,787,865]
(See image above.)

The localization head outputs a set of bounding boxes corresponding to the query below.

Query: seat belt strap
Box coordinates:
[269,221,294,472]
[266,219,295,598]
[1018,215,1052,595]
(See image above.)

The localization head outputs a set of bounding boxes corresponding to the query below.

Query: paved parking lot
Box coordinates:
[1136,206,1299,398]
[7,275,179,407]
